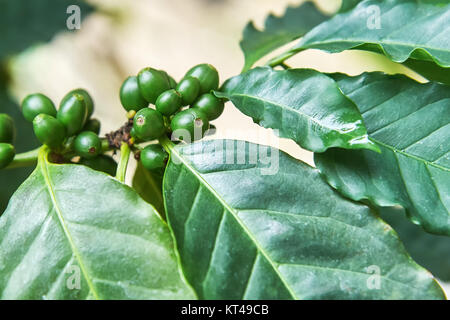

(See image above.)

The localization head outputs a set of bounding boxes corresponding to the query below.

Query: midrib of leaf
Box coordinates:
[237,210,437,292]
[371,138,449,172]
[39,148,99,300]
[164,140,439,298]
[283,2,450,70]
[162,139,298,300]
[302,39,450,55]
[391,148,447,220]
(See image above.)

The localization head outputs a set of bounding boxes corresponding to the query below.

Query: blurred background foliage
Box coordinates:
[0,0,448,294]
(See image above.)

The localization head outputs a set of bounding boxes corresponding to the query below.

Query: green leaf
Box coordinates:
[132,162,165,216]
[290,0,450,83]
[216,67,378,153]
[315,72,450,236]
[339,0,363,12]
[403,59,450,86]
[0,148,195,300]
[378,206,450,282]
[162,138,445,299]
[0,0,93,60]
[240,2,329,72]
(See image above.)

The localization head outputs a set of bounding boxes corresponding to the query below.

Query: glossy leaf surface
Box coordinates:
[0,148,195,300]
[292,0,450,83]
[163,139,445,299]
[378,207,450,281]
[132,162,165,216]
[217,67,378,153]
[240,2,328,72]
[316,72,450,235]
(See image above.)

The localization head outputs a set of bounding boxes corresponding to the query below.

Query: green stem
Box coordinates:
[116,142,131,182]
[265,49,301,68]
[101,138,111,153]
[5,147,40,169]
[159,135,175,154]
[280,62,292,70]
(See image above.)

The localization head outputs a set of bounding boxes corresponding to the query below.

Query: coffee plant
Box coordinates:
[0,0,449,300]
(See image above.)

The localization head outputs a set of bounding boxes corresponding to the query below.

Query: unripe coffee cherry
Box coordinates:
[155,89,182,116]
[57,93,88,136]
[0,113,16,144]
[140,144,168,171]
[74,131,102,159]
[170,108,209,142]
[191,93,224,121]
[137,68,171,104]
[176,77,201,106]
[33,114,66,148]
[132,108,166,141]
[0,143,15,169]
[184,64,219,94]
[120,76,148,112]
[21,93,57,122]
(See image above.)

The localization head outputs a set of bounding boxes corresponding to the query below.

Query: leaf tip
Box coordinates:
[349,135,381,153]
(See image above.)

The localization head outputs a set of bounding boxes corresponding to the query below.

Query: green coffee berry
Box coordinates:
[83,118,101,134]
[137,68,171,104]
[184,64,219,94]
[0,113,16,144]
[80,154,117,176]
[132,108,166,140]
[74,131,102,159]
[120,76,148,112]
[140,144,168,171]
[57,93,88,136]
[21,93,57,122]
[161,70,177,89]
[155,89,182,116]
[191,93,225,121]
[176,76,201,106]
[170,108,209,141]
[62,89,94,118]
[33,114,66,148]
[0,143,15,169]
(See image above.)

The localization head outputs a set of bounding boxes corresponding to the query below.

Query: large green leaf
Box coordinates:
[378,206,450,281]
[217,67,378,153]
[0,148,195,300]
[315,72,450,236]
[162,138,445,299]
[404,59,450,86]
[132,162,165,216]
[240,2,329,72]
[290,0,450,83]
[0,0,93,60]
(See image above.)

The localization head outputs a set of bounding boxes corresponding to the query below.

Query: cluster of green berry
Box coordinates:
[120,63,224,171]
[0,63,224,175]
[0,114,16,169]
[20,89,116,175]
